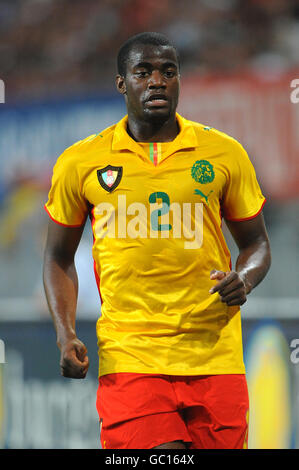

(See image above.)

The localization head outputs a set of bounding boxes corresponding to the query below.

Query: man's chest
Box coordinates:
[82,150,228,210]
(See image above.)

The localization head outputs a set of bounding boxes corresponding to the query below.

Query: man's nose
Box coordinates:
[148,70,166,88]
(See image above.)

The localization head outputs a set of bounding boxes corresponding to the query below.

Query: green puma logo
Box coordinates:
[194,189,213,204]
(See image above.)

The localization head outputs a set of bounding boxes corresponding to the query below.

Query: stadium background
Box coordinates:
[0,0,299,449]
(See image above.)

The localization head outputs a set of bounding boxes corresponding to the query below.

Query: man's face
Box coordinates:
[117,44,180,123]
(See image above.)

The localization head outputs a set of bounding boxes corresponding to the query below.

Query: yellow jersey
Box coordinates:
[45,113,266,377]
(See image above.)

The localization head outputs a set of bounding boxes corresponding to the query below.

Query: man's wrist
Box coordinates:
[239,271,253,295]
[57,330,77,349]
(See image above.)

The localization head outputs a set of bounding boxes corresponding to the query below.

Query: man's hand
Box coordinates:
[209,269,251,306]
[59,337,89,379]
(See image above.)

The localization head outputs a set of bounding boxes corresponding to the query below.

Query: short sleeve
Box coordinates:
[222,142,266,221]
[45,150,88,227]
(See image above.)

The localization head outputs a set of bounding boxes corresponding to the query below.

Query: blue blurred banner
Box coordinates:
[0,95,125,182]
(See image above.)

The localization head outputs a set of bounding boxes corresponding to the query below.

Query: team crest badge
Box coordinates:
[191,160,215,184]
[97,165,123,192]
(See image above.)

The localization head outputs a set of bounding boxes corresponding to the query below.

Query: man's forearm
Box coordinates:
[235,239,271,295]
[43,254,79,347]
[42,221,89,378]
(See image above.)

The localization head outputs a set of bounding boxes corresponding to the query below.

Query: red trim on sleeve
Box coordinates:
[44,204,85,228]
[225,198,266,222]
[90,206,103,304]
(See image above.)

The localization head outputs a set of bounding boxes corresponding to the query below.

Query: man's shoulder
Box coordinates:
[62,123,117,159]
[184,116,242,150]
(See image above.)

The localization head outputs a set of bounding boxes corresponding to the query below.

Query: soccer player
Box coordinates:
[43,32,271,449]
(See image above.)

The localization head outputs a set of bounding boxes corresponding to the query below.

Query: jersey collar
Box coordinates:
[112,113,198,162]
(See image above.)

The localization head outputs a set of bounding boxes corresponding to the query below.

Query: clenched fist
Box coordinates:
[59,337,89,379]
[209,269,251,306]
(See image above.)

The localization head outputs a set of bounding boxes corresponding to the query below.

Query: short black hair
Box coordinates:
[117,32,180,77]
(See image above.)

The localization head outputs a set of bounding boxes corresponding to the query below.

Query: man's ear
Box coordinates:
[116,75,126,95]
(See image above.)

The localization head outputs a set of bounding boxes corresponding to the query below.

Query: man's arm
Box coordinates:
[43,219,89,378]
[209,212,271,306]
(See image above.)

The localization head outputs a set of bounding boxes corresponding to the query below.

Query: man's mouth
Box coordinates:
[146,94,168,107]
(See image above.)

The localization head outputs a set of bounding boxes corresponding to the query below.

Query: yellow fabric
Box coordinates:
[137,142,170,165]
[45,113,265,377]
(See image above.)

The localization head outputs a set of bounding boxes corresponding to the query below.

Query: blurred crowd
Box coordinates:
[1,0,299,101]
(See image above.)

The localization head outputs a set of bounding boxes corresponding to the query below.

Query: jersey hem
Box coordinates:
[98,366,246,378]
[225,198,266,222]
[44,204,85,228]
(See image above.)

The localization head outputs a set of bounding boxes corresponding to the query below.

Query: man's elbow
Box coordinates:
[43,245,75,272]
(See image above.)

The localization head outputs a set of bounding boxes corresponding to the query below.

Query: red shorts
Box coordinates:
[96,373,249,450]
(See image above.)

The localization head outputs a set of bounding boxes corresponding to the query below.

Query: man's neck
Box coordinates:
[126,114,179,143]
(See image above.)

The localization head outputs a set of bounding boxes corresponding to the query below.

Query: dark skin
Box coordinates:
[115,44,180,142]
[43,44,271,450]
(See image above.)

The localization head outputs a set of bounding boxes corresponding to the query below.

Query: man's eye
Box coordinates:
[136,71,149,77]
[165,70,175,77]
